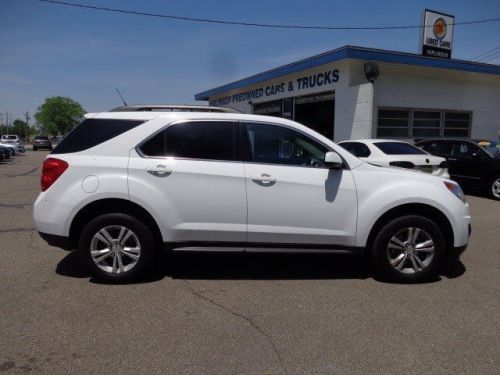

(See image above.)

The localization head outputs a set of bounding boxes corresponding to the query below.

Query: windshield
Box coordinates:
[478,140,500,157]
[35,136,49,140]
[374,142,427,155]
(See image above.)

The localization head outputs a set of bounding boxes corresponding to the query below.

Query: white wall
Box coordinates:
[373,62,500,139]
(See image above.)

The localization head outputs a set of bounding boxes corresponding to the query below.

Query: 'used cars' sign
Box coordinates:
[421,9,454,59]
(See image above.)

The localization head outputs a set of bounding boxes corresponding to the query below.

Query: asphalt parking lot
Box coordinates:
[0,150,498,375]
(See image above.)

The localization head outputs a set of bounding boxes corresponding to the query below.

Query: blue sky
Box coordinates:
[1,0,499,123]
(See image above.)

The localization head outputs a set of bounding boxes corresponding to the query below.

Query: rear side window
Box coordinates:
[374,142,426,155]
[419,141,452,155]
[52,119,143,154]
[339,142,371,158]
[139,121,235,161]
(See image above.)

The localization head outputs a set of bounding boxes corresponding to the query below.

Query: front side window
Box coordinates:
[339,142,371,158]
[374,142,426,155]
[140,121,235,161]
[451,142,485,158]
[243,123,329,167]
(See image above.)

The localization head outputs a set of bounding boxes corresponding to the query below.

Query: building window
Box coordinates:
[377,108,471,138]
[443,112,471,137]
[377,109,410,138]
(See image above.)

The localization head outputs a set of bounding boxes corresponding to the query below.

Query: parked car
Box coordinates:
[0,145,11,160]
[1,134,21,143]
[338,139,449,178]
[416,139,500,200]
[33,136,53,151]
[0,141,18,155]
[34,111,470,283]
[0,135,25,154]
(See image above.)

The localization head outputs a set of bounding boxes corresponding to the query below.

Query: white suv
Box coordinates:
[34,111,471,283]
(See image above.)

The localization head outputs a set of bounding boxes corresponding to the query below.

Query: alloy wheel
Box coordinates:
[90,225,141,274]
[492,178,500,199]
[387,227,435,274]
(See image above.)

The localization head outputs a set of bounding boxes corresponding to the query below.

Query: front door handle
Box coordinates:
[252,173,276,183]
[447,157,457,161]
[147,165,172,177]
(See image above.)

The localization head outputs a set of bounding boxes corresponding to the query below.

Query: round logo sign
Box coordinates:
[433,18,447,39]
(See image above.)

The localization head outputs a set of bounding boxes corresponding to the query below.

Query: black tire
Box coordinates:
[48,147,53,151]
[372,215,446,283]
[77,213,156,283]
[489,175,500,201]
[9,148,15,156]
[33,146,37,151]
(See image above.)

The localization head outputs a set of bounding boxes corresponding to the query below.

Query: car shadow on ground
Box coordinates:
[56,250,466,284]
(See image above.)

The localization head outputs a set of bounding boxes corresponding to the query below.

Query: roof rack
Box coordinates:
[109,104,240,113]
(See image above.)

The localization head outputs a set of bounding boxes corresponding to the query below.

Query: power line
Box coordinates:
[471,46,500,61]
[481,52,500,63]
[36,0,500,31]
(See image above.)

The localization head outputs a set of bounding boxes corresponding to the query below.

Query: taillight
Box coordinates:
[41,158,68,191]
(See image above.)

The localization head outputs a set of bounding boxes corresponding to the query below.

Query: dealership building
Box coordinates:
[195,45,500,142]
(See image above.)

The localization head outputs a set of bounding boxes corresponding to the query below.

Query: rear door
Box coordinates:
[128,120,247,248]
[241,122,357,248]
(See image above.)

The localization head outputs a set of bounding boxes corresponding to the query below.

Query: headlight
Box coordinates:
[444,181,466,203]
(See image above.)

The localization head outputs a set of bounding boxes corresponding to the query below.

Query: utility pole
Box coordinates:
[25,111,31,141]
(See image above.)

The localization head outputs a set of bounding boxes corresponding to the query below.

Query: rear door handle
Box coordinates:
[447,157,457,161]
[252,173,276,183]
[147,165,172,177]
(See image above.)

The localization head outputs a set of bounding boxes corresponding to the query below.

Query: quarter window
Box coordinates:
[243,123,329,167]
[140,121,235,161]
[52,119,144,154]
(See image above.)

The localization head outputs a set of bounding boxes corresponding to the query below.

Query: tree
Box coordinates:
[35,96,85,136]
[11,119,31,140]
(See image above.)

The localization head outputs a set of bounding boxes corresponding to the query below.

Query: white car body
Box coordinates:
[339,139,449,178]
[33,112,470,281]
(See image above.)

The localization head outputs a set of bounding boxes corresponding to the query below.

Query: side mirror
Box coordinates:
[324,151,343,169]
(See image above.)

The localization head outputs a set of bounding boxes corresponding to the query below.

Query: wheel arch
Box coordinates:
[365,203,454,255]
[69,198,163,249]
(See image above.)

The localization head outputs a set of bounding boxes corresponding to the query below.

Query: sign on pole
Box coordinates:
[421,9,454,59]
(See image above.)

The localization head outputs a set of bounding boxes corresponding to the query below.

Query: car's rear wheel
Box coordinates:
[372,215,445,283]
[78,213,156,282]
[33,146,37,151]
[489,176,500,200]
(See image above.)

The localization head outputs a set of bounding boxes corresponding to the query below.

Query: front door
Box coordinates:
[448,141,486,187]
[241,122,357,248]
[128,120,247,248]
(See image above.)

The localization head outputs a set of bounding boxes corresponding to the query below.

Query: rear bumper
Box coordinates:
[39,232,72,250]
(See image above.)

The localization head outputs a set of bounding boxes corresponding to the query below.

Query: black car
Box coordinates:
[33,136,52,151]
[415,139,500,200]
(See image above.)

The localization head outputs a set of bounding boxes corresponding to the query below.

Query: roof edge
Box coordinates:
[195,45,500,101]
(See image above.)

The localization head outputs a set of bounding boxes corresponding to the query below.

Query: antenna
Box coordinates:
[115,88,128,106]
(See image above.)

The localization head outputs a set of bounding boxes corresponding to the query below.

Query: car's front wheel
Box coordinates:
[489,176,500,200]
[372,215,446,282]
[78,213,156,282]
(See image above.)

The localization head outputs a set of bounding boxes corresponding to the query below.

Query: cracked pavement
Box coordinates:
[0,151,499,374]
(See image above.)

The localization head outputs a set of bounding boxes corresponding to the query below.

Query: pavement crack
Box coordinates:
[180,279,286,375]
